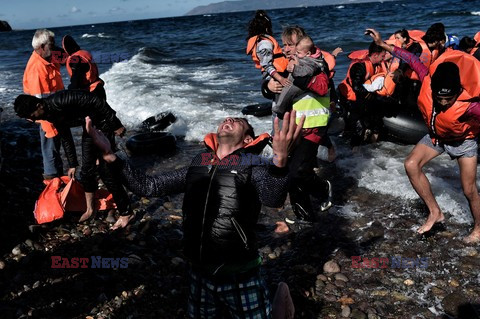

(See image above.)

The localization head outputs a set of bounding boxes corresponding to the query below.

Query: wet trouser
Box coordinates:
[80,129,131,215]
[288,137,329,222]
[40,126,63,178]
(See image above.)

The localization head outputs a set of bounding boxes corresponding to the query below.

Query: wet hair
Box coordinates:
[394,29,410,43]
[431,62,461,97]
[32,29,54,50]
[459,36,476,52]
[14,94,42,118]
[422,22,446,44]
[246,10,273,40]
[296,36,315,54]
[282,25,307,43]
[368,41,385,55]
[240,118,255,138]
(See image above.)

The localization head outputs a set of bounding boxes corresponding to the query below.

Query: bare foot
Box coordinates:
[111,214,134,230]
[417,212,445,234]
[275,221,290,234]
[79,210,94,223]
[463,231,480,244]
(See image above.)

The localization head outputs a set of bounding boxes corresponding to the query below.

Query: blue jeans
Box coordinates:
[40,126,63,177]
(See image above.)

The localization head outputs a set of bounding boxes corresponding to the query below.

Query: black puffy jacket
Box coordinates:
[113,133,289,272]
[43,90,123,133]
[41,90,124,168]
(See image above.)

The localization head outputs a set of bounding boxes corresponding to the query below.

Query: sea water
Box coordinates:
[1,0,480,224]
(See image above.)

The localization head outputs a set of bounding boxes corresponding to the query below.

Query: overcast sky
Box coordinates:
[1,0,216,29]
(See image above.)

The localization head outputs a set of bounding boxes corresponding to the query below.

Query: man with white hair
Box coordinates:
[23,29,75,180]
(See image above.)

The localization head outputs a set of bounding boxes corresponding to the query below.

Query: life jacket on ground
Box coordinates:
[417,50,480,143]
[246,34,288,73]
[65,50,104,92]
[23,51,64,138]
[363,72,396,97]
[34,176,116,224]
[338,57,376,102]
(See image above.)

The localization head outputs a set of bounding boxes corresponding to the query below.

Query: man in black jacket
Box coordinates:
[85,111,303,318]
[14,90,132,230]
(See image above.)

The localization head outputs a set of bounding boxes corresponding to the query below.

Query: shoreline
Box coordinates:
[0,119,479,318]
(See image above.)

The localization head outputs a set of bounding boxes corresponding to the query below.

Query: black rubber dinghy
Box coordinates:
[141,112,177,132]
[241,102,272,117]
[126,132,177,155]
[383,110,427,145]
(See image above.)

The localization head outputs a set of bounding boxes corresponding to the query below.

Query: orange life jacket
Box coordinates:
[34,176,116,224]
[66,50,104,92]
[417,50,480,143]
[347,49,369,60]
[338,58,376,101]
[363,72,396,97]
[246,34,288,73]
[320,50,336,78]
[474,31,480,44]
[23,51,64,138]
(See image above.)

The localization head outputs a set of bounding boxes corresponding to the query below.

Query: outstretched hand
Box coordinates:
[272,111,305,167]
[85,116,117,163]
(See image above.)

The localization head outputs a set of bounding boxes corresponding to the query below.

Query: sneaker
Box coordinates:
[320,180,332,212]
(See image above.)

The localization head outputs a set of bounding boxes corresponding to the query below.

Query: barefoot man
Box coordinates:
[367,28,480,244]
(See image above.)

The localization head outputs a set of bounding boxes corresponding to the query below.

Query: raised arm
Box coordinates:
[365,28,428,81]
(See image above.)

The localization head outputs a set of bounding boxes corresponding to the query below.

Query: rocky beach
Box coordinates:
[0,119,479,319]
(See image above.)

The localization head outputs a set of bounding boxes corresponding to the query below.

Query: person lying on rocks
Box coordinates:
[85,111,304,318]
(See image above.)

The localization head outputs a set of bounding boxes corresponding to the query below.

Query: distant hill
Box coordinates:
[185,0,391,16]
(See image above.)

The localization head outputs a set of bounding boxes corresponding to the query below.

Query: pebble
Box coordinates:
[448,279,460,287]
[12,245,22,256]
[335,273,349,282]
[171,257,184,266]
[324,294,337,302]
[392,291,410,302]
[163,202,175,210]
[351,309,367,319]
[317,274,328,281]
[371,290,389,297]
[404,279,415,286]
[0,260,5,270]
[323,260,340,273]
[334,279,346,288]
[341,305,351,317]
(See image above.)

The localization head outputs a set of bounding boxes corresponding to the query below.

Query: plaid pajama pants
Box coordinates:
[187,267,272,319]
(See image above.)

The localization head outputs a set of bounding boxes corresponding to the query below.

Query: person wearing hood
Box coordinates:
[61,35,106,100]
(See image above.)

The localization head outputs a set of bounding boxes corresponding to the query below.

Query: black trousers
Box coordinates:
[288,137,328,222]
[80,129,131,215]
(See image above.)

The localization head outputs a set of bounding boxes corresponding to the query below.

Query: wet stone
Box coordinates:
[335,279,346,288]
[335,273,349,282]
[351,309,367,319]
[323,260,341,273]
[341,305,351,317]
[317,274,328,281]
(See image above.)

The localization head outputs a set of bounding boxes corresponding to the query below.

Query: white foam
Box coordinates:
[81,33,111,38]
[471,11,480,16]
[101,50,273,142]
[334,140,474,223]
